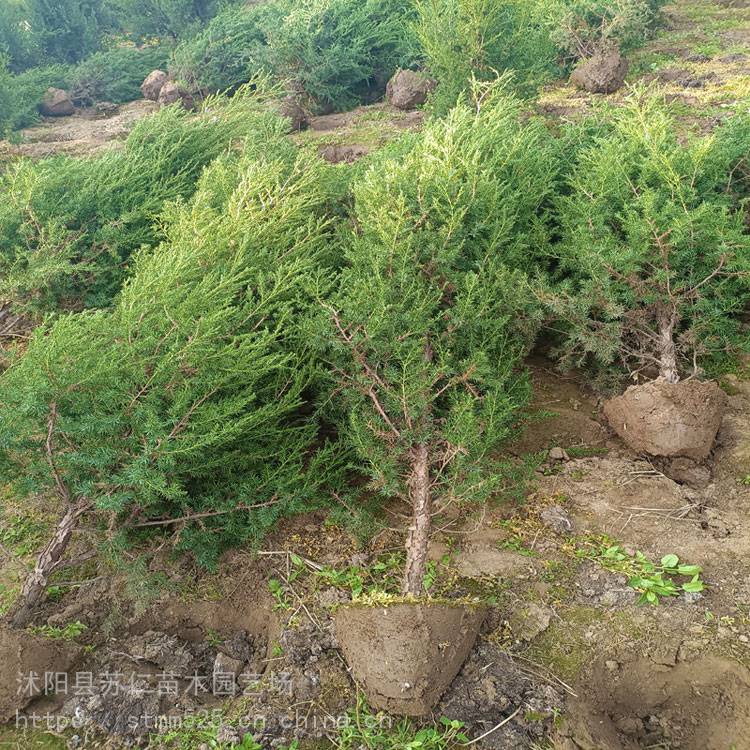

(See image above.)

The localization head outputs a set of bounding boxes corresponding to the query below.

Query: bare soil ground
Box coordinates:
[0,101,158,160]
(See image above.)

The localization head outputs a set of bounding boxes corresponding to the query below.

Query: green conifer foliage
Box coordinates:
[319,82,556,594]
[545,92,750,384]
[0,87,286,320]
[0,133,338,568]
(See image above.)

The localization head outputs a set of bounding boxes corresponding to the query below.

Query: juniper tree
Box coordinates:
[1,135,339,626]
[544,92,750,385]
[320,82,556,595]
[0,86,285,324]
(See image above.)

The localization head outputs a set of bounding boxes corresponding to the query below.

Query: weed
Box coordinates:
[205,629,225,648]
[29,621,87,641]
[334,694,468,749]
[268,578,293,610]
[315,554,403,598]
[576,538,705,604]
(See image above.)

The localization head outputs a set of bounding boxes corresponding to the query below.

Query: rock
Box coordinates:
[141,70,168,102]
[508,602,552,642]
[0,627,81,722]
[603,380,727,461]
[39,88,75,117]
[318,143,372,164]
[93,101,119,118]
[157,81,195,110]
[385,69,437,110]
[548,447,569,461]
[570,48,629,94]
[540,505,574,534]
[271,96,308,132]
[214,651,244,678]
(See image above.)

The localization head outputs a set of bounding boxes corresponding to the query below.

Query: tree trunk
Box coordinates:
[402,443,431,597]
[8,499,90,629]
[656,307,680,383]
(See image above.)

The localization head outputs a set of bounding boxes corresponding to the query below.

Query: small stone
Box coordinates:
[509,602,552,642]
[548,447,568,461]
[540,505,573,534]
[605,660,619,672]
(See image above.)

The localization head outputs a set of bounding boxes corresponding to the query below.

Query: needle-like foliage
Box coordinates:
[0,85,287,319]
[544,91,750,385]
[318,81,557,594]
[0,129,340,567]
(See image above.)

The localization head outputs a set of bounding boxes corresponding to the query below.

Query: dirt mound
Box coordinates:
[563,655,750,749]
[386,69,437,110]
[603,379,727,461]
[570,49,629,94]
[0,627,81,722]
[334,602,485,715]
[1,100,157,159]
[39,88,75,117]
[141,70,167,101]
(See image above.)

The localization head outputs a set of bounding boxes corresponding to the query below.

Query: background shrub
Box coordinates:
[26,0,115,64]
[170,3,280,93]
[545,0,669,62]
[266,0,417,112]
[544,93,750,384]
[415,0,559,114]
[0,87,287,317]
[68,43,169,104]
[112,0,238,41]
[0,131,341,567]
[0,61,72,134]
[172,0,416,112]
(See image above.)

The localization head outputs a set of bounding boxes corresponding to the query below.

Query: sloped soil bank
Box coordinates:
[560,655,750,749]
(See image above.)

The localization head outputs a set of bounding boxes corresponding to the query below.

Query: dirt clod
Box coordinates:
[0,627,81,722]
[570,49,629,93]
[334,602,485,715]
[565,655,750,749]
[603,379,727,461]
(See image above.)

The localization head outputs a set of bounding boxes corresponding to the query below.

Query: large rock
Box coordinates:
[39,88,75,117]
[0,627,81,722]
[386,69,437,110]
[570,49,629,94]
[334,602,485,716]
[157,81,195,110]
[603,380,727,461]
[141,69,168,102]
